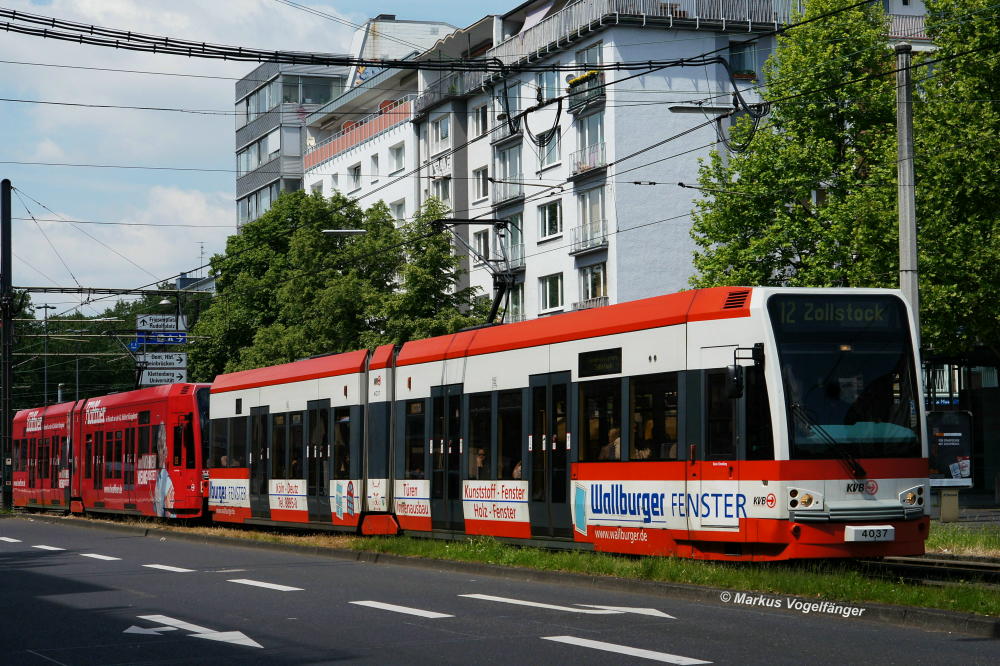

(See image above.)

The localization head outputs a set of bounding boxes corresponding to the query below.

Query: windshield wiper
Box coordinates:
[790,402,867,479]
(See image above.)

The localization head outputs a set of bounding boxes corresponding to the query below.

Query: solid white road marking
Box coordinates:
[542,636,711,664]
[142,564,195,573]
[0,537,22,542]
[349,601,454,619]
[227,578,303,592]
[576,604,676,619]
[81,553,121,561]
[32,545,65,551]
[135,615,262,648]
[460,594,621,614]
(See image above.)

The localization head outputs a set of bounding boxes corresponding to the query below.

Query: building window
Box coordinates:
[348,164,362,191]
[540,130,560,168]
[538,201,562,239]
[580,263,607,301]
[495,144,522,201]
[473,229,490,265]
[282,75,338,105]
[579,111,604,149]
[577,42,603,68]
[579,186,605,225]
[389,143,405,173]
[430,115,450,155]
[431,177,451,205]
[496,82,520,119]
[370,154,380,183]
[500,212,524,266]
[390,199,406,221]
[265,128,280,161]
[536,70,559,102]
[539,273,563,312]
[310,181,323,196]
[472,104,489,137]
[473,167,489,201]
[729,41,757,76]
[507,283,524,322]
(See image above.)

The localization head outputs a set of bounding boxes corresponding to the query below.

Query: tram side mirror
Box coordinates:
[726,365,744,399]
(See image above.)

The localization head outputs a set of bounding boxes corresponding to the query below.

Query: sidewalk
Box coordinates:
[927,491,1000,526]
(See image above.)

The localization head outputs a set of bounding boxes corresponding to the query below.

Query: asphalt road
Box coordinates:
[0,516,997,665]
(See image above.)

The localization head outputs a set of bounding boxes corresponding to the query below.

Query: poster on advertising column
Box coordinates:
[928,411,973,487]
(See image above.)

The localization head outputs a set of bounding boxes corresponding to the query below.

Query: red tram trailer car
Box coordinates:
[12,383,210,517]
[12,287,930,561]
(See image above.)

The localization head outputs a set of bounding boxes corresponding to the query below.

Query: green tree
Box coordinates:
[915,0,1000,357]
[189,193,485,379]
[689,0,898,289]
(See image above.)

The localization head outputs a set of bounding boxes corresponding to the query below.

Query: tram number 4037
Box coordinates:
[844,526,896,542]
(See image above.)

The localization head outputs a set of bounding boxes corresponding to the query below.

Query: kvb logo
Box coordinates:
[864,479,879,495]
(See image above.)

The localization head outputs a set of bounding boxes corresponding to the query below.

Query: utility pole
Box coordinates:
[38,303,55,405]
[2,179,12,509]
[896,43,919,348]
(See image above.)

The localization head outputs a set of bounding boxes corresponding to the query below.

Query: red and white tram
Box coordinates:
[12,287,930,560]
[12,383,210,518]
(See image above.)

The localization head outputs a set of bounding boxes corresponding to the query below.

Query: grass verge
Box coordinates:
[926,522,1000,559]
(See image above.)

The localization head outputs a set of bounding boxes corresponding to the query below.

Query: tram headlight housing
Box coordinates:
[899,485,926,507]
[787,487,823,511]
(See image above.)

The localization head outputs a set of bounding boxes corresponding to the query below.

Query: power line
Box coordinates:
[12,216,235,229]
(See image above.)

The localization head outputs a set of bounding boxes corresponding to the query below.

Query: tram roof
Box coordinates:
[211,349,369,393]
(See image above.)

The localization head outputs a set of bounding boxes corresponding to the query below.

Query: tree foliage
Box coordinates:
[690,0,1000,357]
[690,0,898,290]
[188,192,485,380]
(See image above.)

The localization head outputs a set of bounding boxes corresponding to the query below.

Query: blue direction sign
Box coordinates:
[136,332,188,345]
[128,340,141,352]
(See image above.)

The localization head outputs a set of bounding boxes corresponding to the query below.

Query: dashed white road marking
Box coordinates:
[81,553,121,561]
[349,601,454,619]
[0,537,22,543]
[542,636,712,664]
[460,593,621,614]
[142,564,195,573]
[32,545,65,551]
[227,578,303,592]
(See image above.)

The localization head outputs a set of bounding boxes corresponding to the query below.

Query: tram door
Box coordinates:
[687,367,742,533]
[306,400,331,523]
[249,407,270,519]
[529,372,572,538]
[430,384,463,530]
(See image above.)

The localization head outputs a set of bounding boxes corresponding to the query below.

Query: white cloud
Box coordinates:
[29,138,68,162]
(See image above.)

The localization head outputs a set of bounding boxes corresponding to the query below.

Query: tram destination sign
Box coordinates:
[136,314,188,332]
[137,352,187,369]
[141,369,188,385]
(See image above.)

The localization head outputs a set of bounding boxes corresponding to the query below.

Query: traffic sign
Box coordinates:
[136,332,187,345]
[137,314,188,331]
[128,340,141,352]
[140,369,187,385]
[137,352,187,369]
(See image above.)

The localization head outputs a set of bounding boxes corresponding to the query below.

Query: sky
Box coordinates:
[0,0,513,317]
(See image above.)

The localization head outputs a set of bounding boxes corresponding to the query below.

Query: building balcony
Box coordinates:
[888,13,928,41]
[492,118,523,144]
[570,219,608,254]
[303,95,414,171]
[573,295,609,310]
[493,178,524,204]
[502,242,525,270]
[505,311,527,323]
[567,71,605,111]
[414,70,487,116]
[570,142,607,176]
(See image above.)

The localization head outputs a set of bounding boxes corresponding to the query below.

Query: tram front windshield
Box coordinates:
[768,294,921,460]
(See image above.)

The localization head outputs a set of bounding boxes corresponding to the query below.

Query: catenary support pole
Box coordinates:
[896,44,920,348]
[2,179,12,509]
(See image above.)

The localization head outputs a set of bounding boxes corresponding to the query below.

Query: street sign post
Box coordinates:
[137,314,188,331]
[137,352,187,369]
[136,332,187,345]
[140,369,187,385]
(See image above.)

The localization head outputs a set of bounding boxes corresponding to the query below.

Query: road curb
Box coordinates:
[12,513,999,638]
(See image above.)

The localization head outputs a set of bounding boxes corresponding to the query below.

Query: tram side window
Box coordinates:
[468,393,491,479]
[289,412,303,478]
[745,365,774,460]
[105,432,115,479]
[28,438,36,487]
[138,425,150,461]
[272,414,287,479]
[404,400,425,479]
[39,438,49,483]
[497,391,522,479]
[94,431,104,487]
[182,418,195,469]
[85,434,93,478]
[579,379,622,461]
[210,419,228,467]
[230,416,248,467]
[115,431,124,479]
[706,370,736,459]
[630,373,679,461]
[333,407,351,479]
[125,429,135,487]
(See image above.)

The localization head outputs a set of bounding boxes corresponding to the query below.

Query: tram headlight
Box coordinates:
[899,485,926,508]
[902,492,917,505]
[799,494,814,508]
[787,487,823,511]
